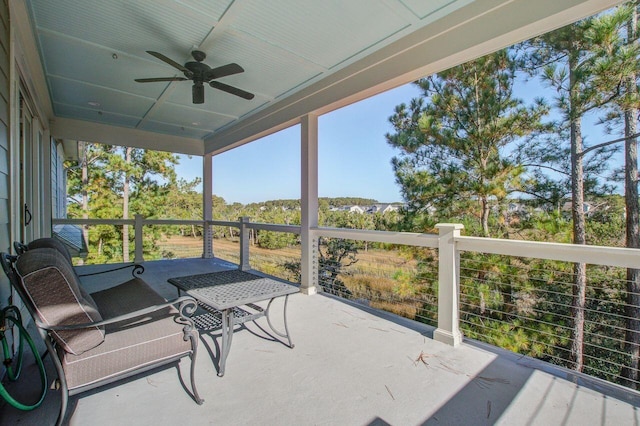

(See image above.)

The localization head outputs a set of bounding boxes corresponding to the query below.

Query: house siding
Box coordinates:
[0,0,11,307]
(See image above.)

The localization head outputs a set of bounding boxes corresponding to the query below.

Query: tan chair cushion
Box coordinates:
[16,248,105,355]
[61,278,194,390]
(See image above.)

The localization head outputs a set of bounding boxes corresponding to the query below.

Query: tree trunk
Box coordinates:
[481,196,490,237]
[78,141,89,266]
[622,1,640,389]
[569,51,587,372]
[570,133,587,372]
[122,147,131,263]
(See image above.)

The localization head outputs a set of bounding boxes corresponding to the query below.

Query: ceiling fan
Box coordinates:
[135,50,255,104]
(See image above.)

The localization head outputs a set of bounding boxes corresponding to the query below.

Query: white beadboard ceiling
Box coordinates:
[25,0,620,155]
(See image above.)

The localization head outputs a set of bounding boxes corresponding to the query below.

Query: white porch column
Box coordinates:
[434,223,464,346]
[202,153,213,258]
[42,131,52,237]
[300,114,319,295]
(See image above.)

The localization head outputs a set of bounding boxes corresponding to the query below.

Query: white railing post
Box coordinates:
[134,214,144,263]
[203,222,213,258]
[239,217,251,271]
[202,154,213,258]
[434,223,464,346]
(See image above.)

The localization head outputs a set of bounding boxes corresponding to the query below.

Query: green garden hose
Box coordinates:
[0,305,47,410]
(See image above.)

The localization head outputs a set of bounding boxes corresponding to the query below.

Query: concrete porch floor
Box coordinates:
[1,258,639,425]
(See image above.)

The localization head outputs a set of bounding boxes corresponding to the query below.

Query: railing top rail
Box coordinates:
[54,218,208,226]
[209,220,240,228]
[53,218,135,226]
[457,235,640,269]
[312,226,439,248]
[54,217,640,269]
[246,222,301,234]
[143,219,204,226]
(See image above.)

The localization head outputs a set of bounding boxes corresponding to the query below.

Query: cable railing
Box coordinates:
[51,216,640,390]
[241,221,301,282]
[457,237,640,389]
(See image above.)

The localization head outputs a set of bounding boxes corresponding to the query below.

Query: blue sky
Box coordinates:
[176,72,622,205]
[176,83,422,205]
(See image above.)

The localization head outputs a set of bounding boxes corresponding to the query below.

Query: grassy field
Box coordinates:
[160,235,418,279]
[157,235,434,323]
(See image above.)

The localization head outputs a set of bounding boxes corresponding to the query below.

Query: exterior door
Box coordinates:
[19,93,36,243]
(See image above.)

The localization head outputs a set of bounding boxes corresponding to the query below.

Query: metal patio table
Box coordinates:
[168,269,299,377]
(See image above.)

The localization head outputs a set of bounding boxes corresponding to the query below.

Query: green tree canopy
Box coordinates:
[386,49,549,236]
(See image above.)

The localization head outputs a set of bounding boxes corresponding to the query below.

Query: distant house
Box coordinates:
[344,205,365,214]
[367,204,400,214]
[562,201,595,216]
[506,202,530,217]
[335,205,366,214]
[331,204,402,215]
[508,202,525,213]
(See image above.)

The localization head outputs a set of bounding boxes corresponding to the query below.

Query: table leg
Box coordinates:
[265,295,294,348]
[218,308,234,377]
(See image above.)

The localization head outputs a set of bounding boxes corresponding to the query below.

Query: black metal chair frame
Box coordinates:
[13,240,146,279]
[0,252,204,426]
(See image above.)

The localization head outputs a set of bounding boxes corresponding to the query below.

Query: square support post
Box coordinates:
[202,154,213,258]
[434,223,464,346]
[300,114,319,295]
[42,129,52,237]
[239,216,251,271]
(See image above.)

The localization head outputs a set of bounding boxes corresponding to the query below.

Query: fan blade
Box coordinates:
[135,77,188,83]
[146,51,193,78]
[205,63,244,80]
[209,81,255,100]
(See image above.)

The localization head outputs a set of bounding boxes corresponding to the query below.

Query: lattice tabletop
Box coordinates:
[168,269,299,311]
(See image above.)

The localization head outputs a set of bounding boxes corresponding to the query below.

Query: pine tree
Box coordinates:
[386,49,547,236]
[589,1,640,387]
[523,11,628,372]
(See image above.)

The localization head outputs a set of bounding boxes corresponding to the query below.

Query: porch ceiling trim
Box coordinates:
[204,0,621,155]
[51,117,204,156]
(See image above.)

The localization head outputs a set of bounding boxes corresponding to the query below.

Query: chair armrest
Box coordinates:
[13,241,28,255]
[76,263,145,278]
[35,295,197,331]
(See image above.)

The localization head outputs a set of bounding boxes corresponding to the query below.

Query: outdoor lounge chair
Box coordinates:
[0,247,204,426]
[14,237,146,278]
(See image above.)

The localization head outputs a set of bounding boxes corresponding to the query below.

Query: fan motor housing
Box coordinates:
[185,62,211,80]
